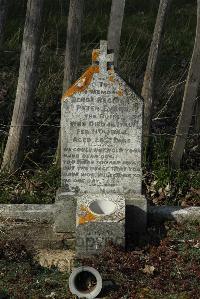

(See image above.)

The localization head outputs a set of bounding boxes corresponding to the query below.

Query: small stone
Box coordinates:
[35,249,75,273]
[45,292,56,298]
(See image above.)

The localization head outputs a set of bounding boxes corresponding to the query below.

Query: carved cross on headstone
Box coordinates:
[92,40,114,74]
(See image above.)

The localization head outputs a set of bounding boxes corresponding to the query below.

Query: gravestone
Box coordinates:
[54,41,147,256]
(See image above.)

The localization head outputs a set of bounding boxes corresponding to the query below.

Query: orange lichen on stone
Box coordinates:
[62,66,99,100]
[109,75,114,83]
[80,205,88,212]
[92,49,100,62]
[117,89,123,96]
[79,205,97,225]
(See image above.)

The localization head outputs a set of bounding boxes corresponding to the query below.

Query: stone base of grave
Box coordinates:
[76,193,125,257]
[53,188,76,233]
[54,189,147,240]
[125,194,147,234]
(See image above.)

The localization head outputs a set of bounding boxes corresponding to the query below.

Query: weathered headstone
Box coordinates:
[54,41,147,256]
[61,41,142,194]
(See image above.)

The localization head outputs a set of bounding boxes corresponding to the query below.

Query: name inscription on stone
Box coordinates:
[61,73,143,194]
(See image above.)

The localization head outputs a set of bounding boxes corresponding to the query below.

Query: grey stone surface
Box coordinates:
[54,191,76,233]
[76,222,125,257]
[61,40,143,194]
[0,204,55,223]
[76,193,125,256]
[149,206,200,223]
[0,203,199,255]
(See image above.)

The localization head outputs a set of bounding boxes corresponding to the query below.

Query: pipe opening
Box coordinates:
[74,270,97,294]
[89,200,116,215]
[69,266,102,298]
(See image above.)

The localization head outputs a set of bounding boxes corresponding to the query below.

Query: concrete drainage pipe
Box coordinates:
[69,266,102,298]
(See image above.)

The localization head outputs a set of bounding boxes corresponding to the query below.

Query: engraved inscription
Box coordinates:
[61,68,143,194]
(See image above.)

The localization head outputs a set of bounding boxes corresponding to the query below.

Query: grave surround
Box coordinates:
[0,42,199,265]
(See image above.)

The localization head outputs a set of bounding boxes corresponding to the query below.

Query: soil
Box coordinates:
[0,221,199,298]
